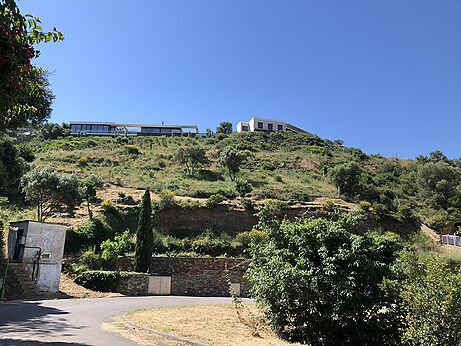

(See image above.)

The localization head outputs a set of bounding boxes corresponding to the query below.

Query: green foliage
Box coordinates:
[247,217,403,345]
[240,197,254,211]
[74,270,129,292]
[124,144,140,155]
[16,143,34,162]
[235,178,253,198]
[216,121,233,134]
[64,218,112,254]
[218,146,247,181]
[417,161,460,209]
[39,123,70,140]
[205,193,225,208]
[158,189,176,209]
[255,199,287,231]
[328,161,362,198]
[401,253,461,346]
[235,229,268,249]
[173,146,209,175]
[78,178,97,219]
[134,190,153,273]
[100,230,132,261]
[0,0,63,130]
[0,136,26,194]
[20,167,80,221]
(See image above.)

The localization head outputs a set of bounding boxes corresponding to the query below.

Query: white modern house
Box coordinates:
[69,121,199,137]
[236,117,307,134]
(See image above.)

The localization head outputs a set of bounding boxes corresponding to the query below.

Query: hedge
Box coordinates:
[74,270,130,292]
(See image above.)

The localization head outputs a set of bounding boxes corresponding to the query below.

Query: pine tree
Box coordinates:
[134,190,153,273]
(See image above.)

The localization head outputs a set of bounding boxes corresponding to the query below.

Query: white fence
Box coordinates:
[441,235,461,247]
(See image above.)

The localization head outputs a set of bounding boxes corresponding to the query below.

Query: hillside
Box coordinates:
[2,127,461,259]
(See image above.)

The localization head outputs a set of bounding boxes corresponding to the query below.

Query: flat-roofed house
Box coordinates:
[69,121,199,137]
[236,117,306,134]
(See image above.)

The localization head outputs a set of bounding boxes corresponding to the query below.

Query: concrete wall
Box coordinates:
[9,221,66,293]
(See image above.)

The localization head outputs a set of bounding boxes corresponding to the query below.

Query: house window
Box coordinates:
[268,123,273,131]
[257,122,264,129]
[277,124,283,131]
[242,126,249,132]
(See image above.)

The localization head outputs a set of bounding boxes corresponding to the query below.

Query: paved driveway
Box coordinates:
[0,296,243,345]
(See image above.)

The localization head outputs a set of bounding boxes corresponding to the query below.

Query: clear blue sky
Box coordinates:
[21,0,461,158]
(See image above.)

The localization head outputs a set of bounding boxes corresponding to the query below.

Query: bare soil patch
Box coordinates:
[107,304,297,346]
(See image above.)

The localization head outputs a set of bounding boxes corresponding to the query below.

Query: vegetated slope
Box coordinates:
[14,129,461,233]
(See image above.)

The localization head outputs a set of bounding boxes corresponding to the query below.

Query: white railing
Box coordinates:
[441,235,461,247]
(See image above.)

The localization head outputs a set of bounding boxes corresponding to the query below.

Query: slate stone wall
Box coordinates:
[116,272,148,296]
[149,257,251,297]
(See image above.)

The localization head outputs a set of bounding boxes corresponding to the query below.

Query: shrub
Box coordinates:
[401,253,461,346]
[159,190,176,209]
[74,270,129,292]
[359,200,372,212]
[240,197,254,211]
[247,217,403,345]
[100,230,133,261]
[259,161,276,171]
[235,229,268,249]
[205,193,225,208]
[256,199,287,231]
[124,145,140,155]
[67,218,113,253]
[78,248,103,270]
[235,178,253,198]
[273,175,283,183]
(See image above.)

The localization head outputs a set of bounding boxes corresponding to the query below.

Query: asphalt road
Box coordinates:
[0,296,244,346]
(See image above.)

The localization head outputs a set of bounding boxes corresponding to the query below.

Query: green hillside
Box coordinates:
[2,128,460,234]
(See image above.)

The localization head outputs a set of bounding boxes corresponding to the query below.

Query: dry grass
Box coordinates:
[107,304,297,346]
[59,273,123,299]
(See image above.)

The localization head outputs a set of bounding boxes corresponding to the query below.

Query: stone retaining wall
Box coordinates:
[149,257,250,297]
[116,272,148,296]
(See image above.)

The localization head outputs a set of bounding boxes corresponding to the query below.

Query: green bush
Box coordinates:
[158,190,176,209]
[124,144,140,155]
[205,193,225,208]
[401,253,461,346]
[100,230,133,261]
[235,178,253,198]
[74,270,129,292]
[240,197,254,211]
[247,217,403,345]
[235,229,268,249]
[65,218,113,253]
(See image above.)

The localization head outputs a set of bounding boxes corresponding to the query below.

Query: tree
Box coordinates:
[417,161,460,209]
[218,146,246,181]
[134,189,154,273]
[400,253,461,346]
[247,216,403,345]
[0,136,26,194]
[328,162,362,198]
[39,122,70,140]
[0,0,64,130]
[20,167,80,222]
[173,146,209,175]
[216,121,233,134]
[78,179,97,220]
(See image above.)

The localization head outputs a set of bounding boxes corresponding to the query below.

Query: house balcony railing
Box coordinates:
[441,234,461,247]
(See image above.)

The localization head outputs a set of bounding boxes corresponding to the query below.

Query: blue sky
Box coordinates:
[21,0,461,158]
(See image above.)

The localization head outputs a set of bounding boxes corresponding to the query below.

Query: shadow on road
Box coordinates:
[0,338,89,345]
[0,302,85,341]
